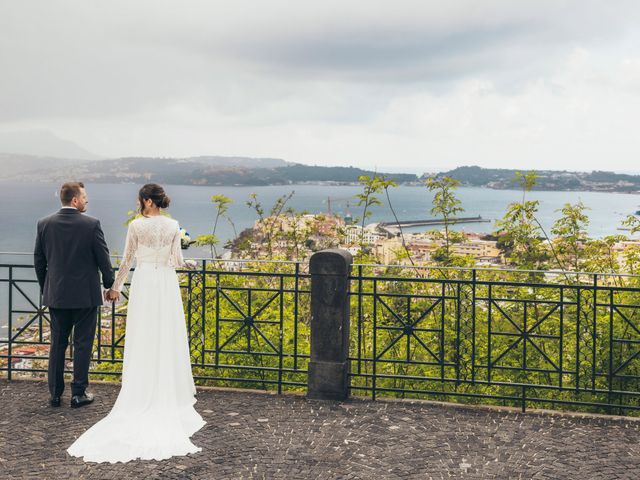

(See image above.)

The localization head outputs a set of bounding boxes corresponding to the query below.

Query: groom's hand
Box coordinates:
[105,289,120,302]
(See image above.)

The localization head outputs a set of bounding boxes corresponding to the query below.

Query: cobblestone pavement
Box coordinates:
[2,379,640,479]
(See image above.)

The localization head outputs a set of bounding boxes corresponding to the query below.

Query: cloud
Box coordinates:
[1,1,640,172]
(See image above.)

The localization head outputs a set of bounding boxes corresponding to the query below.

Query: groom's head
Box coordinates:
[60,182,88,212]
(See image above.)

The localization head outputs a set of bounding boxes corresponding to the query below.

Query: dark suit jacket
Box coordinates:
[34,208,115,308]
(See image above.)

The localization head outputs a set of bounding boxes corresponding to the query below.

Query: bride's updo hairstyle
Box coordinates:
[139,183,171,216]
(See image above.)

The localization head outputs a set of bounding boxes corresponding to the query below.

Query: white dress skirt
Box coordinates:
[67,216,205,463]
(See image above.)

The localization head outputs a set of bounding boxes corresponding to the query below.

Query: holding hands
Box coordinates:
[104,288,120,303]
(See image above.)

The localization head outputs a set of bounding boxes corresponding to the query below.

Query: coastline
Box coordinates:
[4,177,640,195]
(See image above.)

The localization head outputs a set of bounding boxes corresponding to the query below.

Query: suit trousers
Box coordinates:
[47,307,98,397]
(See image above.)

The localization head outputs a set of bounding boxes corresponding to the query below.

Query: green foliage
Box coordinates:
[495,171,549,270]
[94,182,640,416]
[354,175,385,214]
[245,191,295,258]
[352,174,396,255]
[425,176,465,266]
[198,194,233,258]
[125,209,141,226]
[514,170,538,201]
[622,214,640,235]
[550,201,590,272]
[425,176,463,218]
[583,235,626,276]
[496,200,548,269]
[124,208,170,226]
[623,244,640,275]
[194,234,219,250]
[439,165,640,192]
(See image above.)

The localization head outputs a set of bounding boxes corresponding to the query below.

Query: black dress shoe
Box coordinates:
[50,396,61,407]
[70,392,94,408]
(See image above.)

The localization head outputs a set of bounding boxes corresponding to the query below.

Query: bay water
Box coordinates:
[1,181,638,331]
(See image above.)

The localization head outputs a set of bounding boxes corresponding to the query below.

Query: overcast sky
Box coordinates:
[1,1,640,173]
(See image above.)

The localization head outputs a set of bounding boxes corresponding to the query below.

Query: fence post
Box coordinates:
[307,249,353,401]
[7,266,12,381]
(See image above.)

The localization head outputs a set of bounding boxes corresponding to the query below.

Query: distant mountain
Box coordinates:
[8,156,640,192]
[8,156,418,185]
[184,156,289,169]
[0,153,87,179]
[269,164,416,184]
[0,154,290,181]
[429,166,640,193]
[0,130,101,160]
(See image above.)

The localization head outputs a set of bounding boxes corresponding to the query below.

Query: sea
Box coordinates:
[1,181,638,331]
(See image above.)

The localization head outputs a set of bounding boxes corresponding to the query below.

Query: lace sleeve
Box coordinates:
[169,225,185,269]
[113,221,138,292]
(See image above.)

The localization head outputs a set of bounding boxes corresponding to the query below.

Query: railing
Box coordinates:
[2,253,640,415]
[348,265,640,414]
[0,257,312,394]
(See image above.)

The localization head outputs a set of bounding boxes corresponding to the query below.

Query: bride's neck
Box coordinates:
[143,208,161,217]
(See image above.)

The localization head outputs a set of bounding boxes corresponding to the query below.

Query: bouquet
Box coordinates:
[179,228,193,250]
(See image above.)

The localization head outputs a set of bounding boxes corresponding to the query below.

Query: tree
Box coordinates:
[583,235,627,276]
[383,179,419,270]
[425,176,465,265]
[495,171,549,270]
[195,194,233,259]
[245,191,294,259]
[621,214,640,235]
[550,201,590,272]
[353,174,395,259]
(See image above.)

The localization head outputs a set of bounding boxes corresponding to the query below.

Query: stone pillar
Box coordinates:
[307,249,353,400]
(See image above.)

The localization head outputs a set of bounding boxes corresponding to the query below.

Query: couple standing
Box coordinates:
[34,181,205,463]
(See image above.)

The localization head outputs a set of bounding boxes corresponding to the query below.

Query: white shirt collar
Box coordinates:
[61,206,78,210]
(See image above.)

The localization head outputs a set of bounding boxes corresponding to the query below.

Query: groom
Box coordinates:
[34,182,119,408]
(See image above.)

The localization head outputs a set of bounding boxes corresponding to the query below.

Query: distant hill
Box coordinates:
[0,130,101,160]
[0,153,87,178]
[6,155,640,192]
[0,155,288,181]
[183,156,289,169]
[8,156,418,185]
[268,164,416,184]
[429,166,640,193]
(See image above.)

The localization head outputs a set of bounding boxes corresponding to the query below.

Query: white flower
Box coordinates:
[179,227,192,249]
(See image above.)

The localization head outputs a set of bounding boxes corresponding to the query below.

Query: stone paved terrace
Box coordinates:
[2,379,640,479]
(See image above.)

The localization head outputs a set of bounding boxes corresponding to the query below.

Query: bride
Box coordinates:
[67,183,206,463]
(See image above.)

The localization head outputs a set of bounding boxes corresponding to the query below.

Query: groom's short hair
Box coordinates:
[60,182,85,205]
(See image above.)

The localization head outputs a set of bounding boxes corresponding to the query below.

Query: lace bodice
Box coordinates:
[112,216,186,292]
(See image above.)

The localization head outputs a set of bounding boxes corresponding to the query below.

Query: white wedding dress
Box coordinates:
[67,215,205,463]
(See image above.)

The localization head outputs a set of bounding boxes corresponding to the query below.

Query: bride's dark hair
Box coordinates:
[138,183,170,216]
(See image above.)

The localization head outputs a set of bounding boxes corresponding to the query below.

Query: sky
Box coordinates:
[1,1,640,174]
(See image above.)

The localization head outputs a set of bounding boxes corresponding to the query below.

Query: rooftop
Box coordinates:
[2,378,640,479]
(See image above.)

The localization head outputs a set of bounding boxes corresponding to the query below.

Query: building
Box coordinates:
[345,224,386,245]
[451,239,503,261]
[373,238,405,264]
